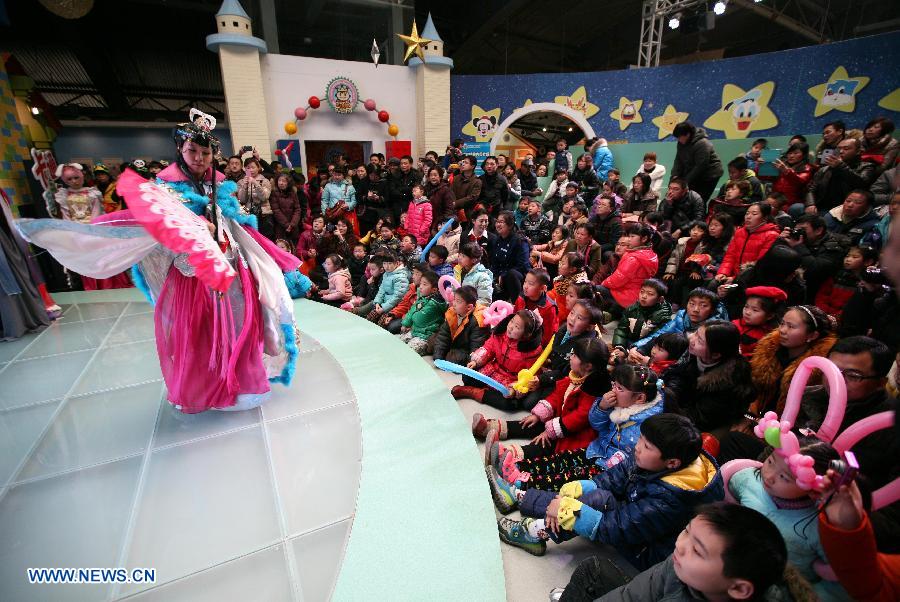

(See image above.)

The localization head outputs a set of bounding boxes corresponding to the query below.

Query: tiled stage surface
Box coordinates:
[0,301,361,601]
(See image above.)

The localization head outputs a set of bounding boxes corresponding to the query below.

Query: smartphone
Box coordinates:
[240,145,253,155]
[820,148,837,162]
[829,451,859,489]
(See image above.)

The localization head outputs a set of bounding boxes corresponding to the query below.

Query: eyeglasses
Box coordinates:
[838,369,882,383]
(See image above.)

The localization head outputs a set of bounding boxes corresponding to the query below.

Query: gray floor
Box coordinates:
[428,334,613,602]
[0,302,361,602]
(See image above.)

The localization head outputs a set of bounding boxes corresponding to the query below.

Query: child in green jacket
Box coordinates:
[399,270,447,355]
[610,278,672,358]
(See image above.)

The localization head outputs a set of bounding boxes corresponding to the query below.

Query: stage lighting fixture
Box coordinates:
[668,16,680,29]
[713,1,726,15]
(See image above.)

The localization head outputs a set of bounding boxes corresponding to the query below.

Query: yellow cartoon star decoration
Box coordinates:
[703,81,778,140]
[652,104,690,140]
[877,88,900,112]
[807,66,870,117]
[609,97,643,131]
[461,104,503,142]
[397,21,432,63]
[554,86,599,119]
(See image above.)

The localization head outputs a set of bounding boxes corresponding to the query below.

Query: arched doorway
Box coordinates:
[489,102,596,163]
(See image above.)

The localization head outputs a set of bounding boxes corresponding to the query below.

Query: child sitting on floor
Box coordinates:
[511,297,602,412]
[349,255,384,308]
[484,364,661,514]
[317,254,353,306]
[378,263,423,333]
[730,436,850,600]
[427,244,454,277]
[354,251,409,322]
[548,252,589,324]
[610,278,672,362]
[399,270,446,356]
[557,503,789,602]
[348,242,368,286]
[473,337,609,466]
[368,219,401,256]
[645,332,688,377]
[815,245,878,321]
[432,285,488,366]
[514,269,559,347]
[496,414,723,567]
[455,242,494,306]
[733,285,787,358]
[628,287,727,361]
[398,234,422,271]
[450,309,543,407]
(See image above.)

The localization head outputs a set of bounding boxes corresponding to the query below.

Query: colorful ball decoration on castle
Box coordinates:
[326,77,359,114]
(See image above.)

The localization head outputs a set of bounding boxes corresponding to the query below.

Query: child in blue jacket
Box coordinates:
[629,287,727,358]
[359,251,410,323]
[497,413,724,571]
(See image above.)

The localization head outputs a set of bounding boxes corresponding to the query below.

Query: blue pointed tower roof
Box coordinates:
[421,13,442,42]
[216,0,250,19]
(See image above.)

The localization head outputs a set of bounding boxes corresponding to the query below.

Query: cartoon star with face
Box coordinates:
[609,97,644,130]
[652,105,690,139]
[704,81,777,139]
[808,66,870,117]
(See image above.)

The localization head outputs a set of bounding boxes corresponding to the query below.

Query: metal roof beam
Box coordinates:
[730,0,829,43]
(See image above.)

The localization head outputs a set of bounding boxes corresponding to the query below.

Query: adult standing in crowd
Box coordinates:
[634,152,666,195]
[425,166,456,231]
[452,155,482,224]
[270,172,303,247]
[588,137,614,182]
[478,156,509,218]
[387,155,419,224]
[671,121,724,203]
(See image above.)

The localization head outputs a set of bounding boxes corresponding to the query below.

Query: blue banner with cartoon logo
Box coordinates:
[451,31,900,144]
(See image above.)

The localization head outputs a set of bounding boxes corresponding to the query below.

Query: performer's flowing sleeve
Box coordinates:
[16,218,159,278]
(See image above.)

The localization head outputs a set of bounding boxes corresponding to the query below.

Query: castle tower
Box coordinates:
[409,13,454,159]
[206,0,272,160]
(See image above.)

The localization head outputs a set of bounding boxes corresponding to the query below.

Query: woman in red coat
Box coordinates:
[598,223,659,314]
[715,202,780,281]
[771,142,814,214]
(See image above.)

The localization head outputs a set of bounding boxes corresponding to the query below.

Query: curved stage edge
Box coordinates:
[45,289,507,601]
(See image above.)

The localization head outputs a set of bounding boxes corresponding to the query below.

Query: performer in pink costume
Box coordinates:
[18,110,309,412]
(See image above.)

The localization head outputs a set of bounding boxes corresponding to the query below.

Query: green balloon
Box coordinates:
[764,426,782,448]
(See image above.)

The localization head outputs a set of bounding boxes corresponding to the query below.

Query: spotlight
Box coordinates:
[668,16,680,29]
[567,127,573,132]
[542,127,547,132]
[754,0,763,2]
[31,106,40,115]
[713,1,726,15]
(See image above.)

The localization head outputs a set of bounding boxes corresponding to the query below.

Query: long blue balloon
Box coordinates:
[434,358,510,396]
[420,217,455,261]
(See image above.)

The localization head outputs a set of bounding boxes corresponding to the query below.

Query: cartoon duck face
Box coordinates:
[622,103,636,121]
[728,90,761,131]
[822,79,860,107]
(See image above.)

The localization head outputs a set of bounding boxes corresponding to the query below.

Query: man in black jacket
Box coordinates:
[478,156,509,218]
[806,138,877,214]
[659,178,705,238]
[671,121,724,203]
[780,213,849,301]
[386,155,420,223]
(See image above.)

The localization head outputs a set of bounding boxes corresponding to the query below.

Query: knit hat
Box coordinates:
[745,286,788,302]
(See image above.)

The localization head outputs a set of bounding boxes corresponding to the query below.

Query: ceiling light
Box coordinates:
[31,106,40,115]
[713,1,726,15]
[754,0,763,3]
[668,16,680,29]
[568,127,573,132]
[542,127,547,132]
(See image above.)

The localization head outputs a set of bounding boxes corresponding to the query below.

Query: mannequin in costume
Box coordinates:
[17,109,312,413]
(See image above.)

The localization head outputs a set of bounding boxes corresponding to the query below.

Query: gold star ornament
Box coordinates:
[397,21,432,63]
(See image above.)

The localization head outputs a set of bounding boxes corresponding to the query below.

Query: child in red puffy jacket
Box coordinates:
[515,268,559,347]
